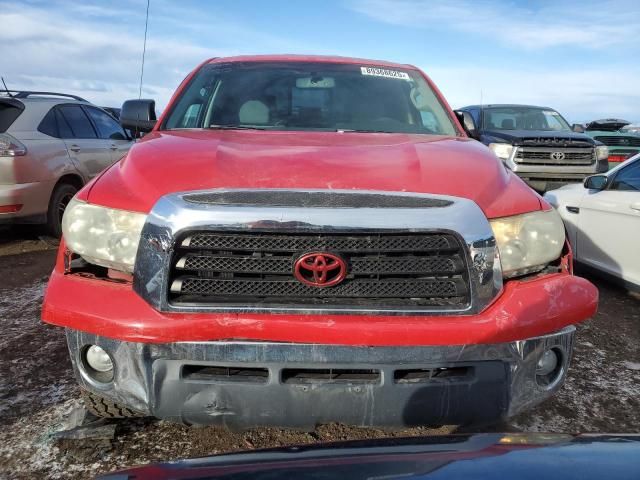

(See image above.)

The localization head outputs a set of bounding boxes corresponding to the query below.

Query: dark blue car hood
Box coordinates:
[99,434,640,480]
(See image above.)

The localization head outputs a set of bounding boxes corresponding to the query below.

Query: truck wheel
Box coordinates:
[81,390,145,419]
[46,183,78,237]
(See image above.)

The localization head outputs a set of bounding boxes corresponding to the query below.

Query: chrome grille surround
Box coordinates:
[514,146,595,166]
[133,189,502,315]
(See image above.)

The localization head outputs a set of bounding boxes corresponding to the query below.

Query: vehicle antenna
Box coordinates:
[480,89,483,129]
[1,77,11,96]
[138,0,150,99]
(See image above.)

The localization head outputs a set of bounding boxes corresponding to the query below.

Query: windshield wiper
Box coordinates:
[207,124,267,130]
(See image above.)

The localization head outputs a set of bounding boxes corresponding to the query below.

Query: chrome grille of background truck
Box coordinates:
[514,146,595,166]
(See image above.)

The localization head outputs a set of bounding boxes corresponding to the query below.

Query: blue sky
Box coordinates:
[2,0,639,123]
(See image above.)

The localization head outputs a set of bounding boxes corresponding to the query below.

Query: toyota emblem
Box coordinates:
[550,151,566,161]
[293,252,347,287]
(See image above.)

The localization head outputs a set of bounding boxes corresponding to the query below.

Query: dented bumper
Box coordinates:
[66,326,575,428]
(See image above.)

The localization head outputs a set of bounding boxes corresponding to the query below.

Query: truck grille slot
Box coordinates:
[168,232,471,310]
[593,136,640,147]
[184,233,455,252]
[515,147,595,166]
[281,368,381,384]
[182,365,269,383]
[394,367,472,384]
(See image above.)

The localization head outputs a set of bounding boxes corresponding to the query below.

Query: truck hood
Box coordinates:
[85,130,542,219]
[483,129,596,146]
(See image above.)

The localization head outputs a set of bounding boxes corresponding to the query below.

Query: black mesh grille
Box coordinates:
[169,231,470,310]
[178,278,463,298]
[185,233,456,252]
[178,254,463,276]
[594,136,640,147]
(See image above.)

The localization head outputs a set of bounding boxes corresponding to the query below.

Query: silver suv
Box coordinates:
[0,91,132,235]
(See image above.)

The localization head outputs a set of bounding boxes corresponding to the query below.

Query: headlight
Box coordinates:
[490,209,565,278]
[62,198,147,273]
[488,143,514,161]
[595,145,609,161]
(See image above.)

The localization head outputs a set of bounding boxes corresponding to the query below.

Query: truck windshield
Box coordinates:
[483,106,571,132]
[163,62,458,136]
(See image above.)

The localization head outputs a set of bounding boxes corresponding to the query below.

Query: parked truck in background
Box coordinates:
[583,118,640,166]
[456,104,609,193]
[42,55,598,429]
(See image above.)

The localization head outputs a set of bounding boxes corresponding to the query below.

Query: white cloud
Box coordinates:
[0,0,316,110]
[348,0,640,50]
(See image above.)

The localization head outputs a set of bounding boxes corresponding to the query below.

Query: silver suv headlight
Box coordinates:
[62,198,147,273]
[490,209,565,278]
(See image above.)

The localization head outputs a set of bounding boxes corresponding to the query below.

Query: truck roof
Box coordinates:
[206,54,418,70]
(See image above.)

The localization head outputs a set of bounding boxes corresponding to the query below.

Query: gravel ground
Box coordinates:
[0,245,638,479]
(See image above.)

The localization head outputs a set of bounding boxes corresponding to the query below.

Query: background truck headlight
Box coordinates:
[488,143,514,161]
[62,198,147,273]
[490,209,565,278]
[595,145,609,161]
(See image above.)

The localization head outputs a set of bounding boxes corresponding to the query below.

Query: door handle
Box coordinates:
[110,144,118,151]
[631,202,640,212]
[69,144,81,153]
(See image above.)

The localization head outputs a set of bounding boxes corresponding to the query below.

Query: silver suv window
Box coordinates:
[0,99,24,133]
[57,105,97,139]
[85,106,127,140]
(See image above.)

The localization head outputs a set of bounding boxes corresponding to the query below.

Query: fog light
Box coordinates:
[536,348,564,388]
[536,349,558,376]
[85,345,113,373]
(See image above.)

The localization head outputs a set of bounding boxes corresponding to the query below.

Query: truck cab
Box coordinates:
[457,104,609,192]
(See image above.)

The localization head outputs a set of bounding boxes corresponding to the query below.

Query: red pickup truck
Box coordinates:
[42,55,598,429]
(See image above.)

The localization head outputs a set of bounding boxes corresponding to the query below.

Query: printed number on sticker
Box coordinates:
[360,67,410,80]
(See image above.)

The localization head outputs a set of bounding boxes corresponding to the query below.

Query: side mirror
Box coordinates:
[120,99,157,135]
[584,174,608,190]
[572,123,585,133]
[455,110,478,138]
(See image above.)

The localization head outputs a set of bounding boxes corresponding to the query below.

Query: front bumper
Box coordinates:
[66,326,575,429]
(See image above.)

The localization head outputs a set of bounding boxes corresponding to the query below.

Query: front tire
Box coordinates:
[81,390,145,419]
[46,183,77,237]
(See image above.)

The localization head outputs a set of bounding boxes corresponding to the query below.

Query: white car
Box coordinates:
[544,153,640,289]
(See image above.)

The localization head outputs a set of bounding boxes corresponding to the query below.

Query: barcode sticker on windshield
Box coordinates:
[360,67,410,80]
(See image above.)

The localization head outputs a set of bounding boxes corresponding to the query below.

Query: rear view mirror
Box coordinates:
[584,174,608,190]
[120,99,157,136]
[572,123,585,133]
[296,76,335,88]
[454,110,478,139]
